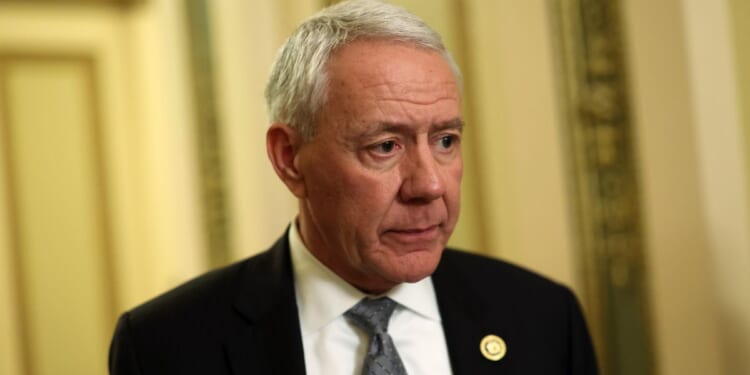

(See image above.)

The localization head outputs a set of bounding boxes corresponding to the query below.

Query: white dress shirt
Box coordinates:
[288,223,454,375]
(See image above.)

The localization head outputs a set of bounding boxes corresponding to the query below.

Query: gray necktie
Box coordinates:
[345,297,408,375]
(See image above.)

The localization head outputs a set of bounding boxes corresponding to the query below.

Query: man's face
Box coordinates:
[295,40,463,293]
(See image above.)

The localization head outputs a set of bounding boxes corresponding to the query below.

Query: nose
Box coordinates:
[399,144,446,203]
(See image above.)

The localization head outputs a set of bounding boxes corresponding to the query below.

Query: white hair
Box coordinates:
[265,0,462,139]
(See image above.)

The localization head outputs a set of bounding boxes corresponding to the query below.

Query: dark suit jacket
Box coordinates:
[109,233,598,374]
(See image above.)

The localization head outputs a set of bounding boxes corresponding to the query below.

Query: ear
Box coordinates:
[266,123,307,198]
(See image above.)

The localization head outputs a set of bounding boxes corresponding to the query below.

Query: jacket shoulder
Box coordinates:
[439,248,571,295]
[129,257,247,323]
[109,242,288,374]
[435,248,584,331]
[435,249,598,374]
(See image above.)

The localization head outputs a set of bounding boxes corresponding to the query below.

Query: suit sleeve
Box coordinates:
[109,313,143,375]
[565,289,599,375]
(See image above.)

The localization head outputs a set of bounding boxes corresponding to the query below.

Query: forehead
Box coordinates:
[321,40,460,125]
[330,39,457,83]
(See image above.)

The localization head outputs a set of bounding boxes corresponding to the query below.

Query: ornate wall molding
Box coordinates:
[0,53,118,375]
[549,0,654,373]
[185,0,231,267]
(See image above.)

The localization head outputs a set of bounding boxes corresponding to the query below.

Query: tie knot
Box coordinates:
[345,297,398,335]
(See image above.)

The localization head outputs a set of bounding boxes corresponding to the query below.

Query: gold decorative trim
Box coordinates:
[184,0,231,267]
[0,53,119,375]
[0,0,141,6]
[82,55,119,324]
[549,0,655,373]
[0,52,33,375]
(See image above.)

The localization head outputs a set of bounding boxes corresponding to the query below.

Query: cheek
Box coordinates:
[344,173,401,214]
[303,150,405,224]
[453,165,463,194]
[445,162,463,209]
[333,172,403,234]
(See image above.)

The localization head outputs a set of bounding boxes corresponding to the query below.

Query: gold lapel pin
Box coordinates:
[480,334,507,361]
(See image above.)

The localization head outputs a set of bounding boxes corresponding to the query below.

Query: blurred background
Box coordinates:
[0,0,748,374]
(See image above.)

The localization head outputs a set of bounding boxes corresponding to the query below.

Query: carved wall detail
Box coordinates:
[550,0,654,373]
[185,0,231,267]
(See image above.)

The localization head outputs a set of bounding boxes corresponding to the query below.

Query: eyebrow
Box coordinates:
[433,118,464,133]
[357,118,464,140]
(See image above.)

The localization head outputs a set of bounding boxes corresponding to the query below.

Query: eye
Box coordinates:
[373,140,398,154]
[437,135,459,150]
[439,135,454,149]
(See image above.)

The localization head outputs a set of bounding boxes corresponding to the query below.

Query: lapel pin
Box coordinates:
[480,334,507,362]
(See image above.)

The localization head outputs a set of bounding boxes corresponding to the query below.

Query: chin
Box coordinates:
[399,271,434,284]
[389,250,443,283]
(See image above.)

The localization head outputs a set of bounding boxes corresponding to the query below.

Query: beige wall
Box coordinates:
[1,1,749,374]
[208,0,311,260]
[624,0,750,373]
[686,0,750,372]
[731,0,750,197]
[0,1,207,373]
[728,0,750,366]
[0,6,132,374]
[622,0,722,371]
[2,57,116,375]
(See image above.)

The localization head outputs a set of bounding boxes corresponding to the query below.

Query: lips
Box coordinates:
[391,225,437,234]
[382,224,441,244]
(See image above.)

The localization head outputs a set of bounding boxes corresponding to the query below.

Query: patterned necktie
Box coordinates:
[345,297,408,375]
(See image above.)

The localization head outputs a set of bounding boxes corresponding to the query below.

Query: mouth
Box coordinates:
[382,224,441,244]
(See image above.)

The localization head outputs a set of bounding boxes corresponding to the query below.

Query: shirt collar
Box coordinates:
[288,221,442,336]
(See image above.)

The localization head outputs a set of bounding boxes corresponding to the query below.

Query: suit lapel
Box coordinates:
[433,250,484,374]
[433,250,513,374]
[224,233,307,375]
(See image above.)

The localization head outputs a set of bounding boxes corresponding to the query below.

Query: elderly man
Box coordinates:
[109,0,598,374]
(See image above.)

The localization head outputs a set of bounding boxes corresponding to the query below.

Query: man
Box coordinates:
[109,0,598,374]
